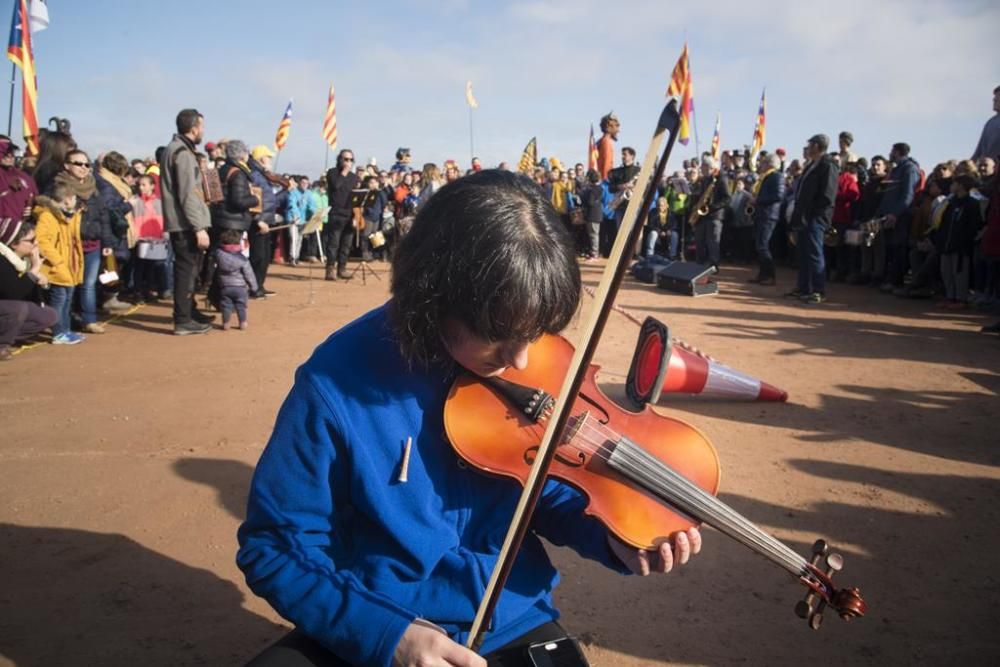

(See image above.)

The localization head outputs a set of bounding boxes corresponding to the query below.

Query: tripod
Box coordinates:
[347,227,382,285]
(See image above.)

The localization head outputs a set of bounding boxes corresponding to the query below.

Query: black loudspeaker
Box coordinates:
[655,261,719,297]
[631,256,674,284]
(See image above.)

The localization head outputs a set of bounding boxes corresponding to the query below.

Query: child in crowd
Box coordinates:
[35,184,84,344]
[934,175,984,308]
[214,228,257,330]
[130,175,167,301]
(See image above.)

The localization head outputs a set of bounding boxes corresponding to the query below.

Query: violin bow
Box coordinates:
[466,99,681,652]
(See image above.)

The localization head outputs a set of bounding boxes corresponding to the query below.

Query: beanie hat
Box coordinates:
[0,218,23,246]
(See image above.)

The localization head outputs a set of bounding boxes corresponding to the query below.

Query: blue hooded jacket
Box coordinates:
[237,305,628,666]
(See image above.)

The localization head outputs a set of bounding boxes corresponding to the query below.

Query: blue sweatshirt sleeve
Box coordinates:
[237,371,415,666]
[532,479,632,575]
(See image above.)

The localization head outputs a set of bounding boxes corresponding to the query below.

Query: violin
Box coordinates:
[444,333,866,629]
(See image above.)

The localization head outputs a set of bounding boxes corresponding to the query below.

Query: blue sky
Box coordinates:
[12,0,1000,176]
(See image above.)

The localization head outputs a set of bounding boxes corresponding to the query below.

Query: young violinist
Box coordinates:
[237,169,701,667]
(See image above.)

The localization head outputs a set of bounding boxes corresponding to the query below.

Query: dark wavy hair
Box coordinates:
[390,169,580,368]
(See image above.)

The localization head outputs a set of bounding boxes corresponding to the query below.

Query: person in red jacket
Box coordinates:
[832,163,861,281]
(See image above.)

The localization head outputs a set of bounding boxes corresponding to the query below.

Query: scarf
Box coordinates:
[53,170,97,200]
[98,167,133,200]
[0,239,27,273]
[752,169,777,198]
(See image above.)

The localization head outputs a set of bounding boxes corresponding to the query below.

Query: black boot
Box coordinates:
[337,265,353,280]
[324,265,336,281]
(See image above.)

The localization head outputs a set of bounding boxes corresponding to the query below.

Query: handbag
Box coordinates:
[136,239,169,261]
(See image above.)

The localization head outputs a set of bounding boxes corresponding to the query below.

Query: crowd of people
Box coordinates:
[2,87,999,359]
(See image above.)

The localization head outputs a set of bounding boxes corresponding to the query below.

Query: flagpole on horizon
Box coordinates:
[465,81,478,167]
[6,61,15,137]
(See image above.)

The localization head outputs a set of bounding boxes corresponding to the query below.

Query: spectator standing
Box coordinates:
[596,112,619,181]
[247,145,279,297]
[95,151,137,309]
[878,143,922,290]
[30,130,76,195]
[934,175,984,307]
[0,139,37,223]
[690,156,731,270]
[0,220,57,360]
[214,228,258,330]
[748,153,785,284]
[160,108,213,335]
[324,149,359,281]
[831,162,861,281]
[581,169,604,260]
[838,132,858,170]
[35,184,84,344]
[130,175,167,301]
[787,134,838,304]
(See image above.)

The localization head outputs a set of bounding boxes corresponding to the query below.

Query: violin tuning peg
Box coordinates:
[809,610,825,630]
[824,552,844,575]
[811,539,829,557]
[795,598,815,620]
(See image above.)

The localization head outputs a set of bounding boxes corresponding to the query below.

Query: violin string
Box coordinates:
[571,416,810,574]
[527,411,810,575]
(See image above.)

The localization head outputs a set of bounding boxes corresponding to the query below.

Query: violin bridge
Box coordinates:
[563,411,589,444]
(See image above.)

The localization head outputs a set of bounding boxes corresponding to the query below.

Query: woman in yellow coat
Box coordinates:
[34,183,84,344]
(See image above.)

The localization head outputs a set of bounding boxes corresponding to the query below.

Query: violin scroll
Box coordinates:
[795,539,867,630]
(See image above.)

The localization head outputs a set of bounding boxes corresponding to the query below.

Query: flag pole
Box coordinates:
[6,62,16,137]
[468,104,474,166]
[324,145,329,172]
[273,149,282,173]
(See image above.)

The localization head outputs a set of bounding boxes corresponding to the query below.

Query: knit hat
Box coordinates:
[839,131,854,145]
[0,138,19,157]
[0,218,23,246]
[251,145,274,162]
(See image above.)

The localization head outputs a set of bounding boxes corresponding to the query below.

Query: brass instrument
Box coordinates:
[688,176,717,225]
[745,202,755,217]
[609,175,639,210]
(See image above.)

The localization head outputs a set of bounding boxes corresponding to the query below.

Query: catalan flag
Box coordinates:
[517,137,537,174]
[7,0,40,155]
[273,98,293,151]
[588,124,598,172]
[750,88,766,162]
[465,80,478,109]
[322,84,338,150]
[711,113,721,162]
[666,43,693,146]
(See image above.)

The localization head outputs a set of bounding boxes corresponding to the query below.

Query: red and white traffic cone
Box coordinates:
[626,316,788,406]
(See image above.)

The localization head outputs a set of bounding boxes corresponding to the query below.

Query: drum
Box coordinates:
[368,231,386,249]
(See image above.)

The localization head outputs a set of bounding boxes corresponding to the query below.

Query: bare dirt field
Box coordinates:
[2,257,998,666]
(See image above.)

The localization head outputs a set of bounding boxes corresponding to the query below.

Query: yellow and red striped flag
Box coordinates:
[665,43,693,146]
[322,84,338,150]
[711,113,721,161]
[273,98,293,151]
[588,124,598,172]
[750,88,766,162]
[517,137,537,174]
[6,0,41,155]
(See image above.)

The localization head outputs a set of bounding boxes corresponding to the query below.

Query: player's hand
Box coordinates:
[257,221,270,234]
[393,620,486,667]
[608,526,702,575]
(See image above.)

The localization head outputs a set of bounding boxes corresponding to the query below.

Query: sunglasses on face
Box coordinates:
[67,161,91,168]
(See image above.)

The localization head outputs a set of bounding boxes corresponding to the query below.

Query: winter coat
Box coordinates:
[130,194,164,239]
[833,172,861,226]
[752,169,785,226]
[95,173,134,254]
[0,166,38,221]
[212,161,259,231]
[933,195,983,257]
[980,180,1000,258]
[792,156,839,229]
[160,134,211,233]
[214,245,258,292]
[34,196,83,286]
[248,157,279,222]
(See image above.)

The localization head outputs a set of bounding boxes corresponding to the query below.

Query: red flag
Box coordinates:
[322,84,338,150]
[273,99,293,151]
[666,43,693,146]
[7,0,40,155]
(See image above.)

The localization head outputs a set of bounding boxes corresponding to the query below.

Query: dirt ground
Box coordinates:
[2,257,999,666]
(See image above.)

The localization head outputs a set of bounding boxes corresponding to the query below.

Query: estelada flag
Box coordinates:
[273,99,293,151]
[588,124,598,172]
[465,81,478,109]
[750,88,766,160]
[7,0,40,155]
[517,137,537,174]
[666,43,693,146]
[711,113,721,161]
[322,84,338,150]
